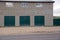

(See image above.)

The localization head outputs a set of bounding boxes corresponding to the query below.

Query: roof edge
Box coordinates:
[0,1,55,3]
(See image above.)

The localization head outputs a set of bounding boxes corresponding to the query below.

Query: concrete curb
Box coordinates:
[0,27,60,35]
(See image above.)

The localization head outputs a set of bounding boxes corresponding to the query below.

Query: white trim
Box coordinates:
[36,3,43,7]
[6,2,13,7]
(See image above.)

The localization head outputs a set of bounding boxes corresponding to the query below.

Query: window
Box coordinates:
[36,3,43,7]
[21,3,29,7]
[6,2,13,7]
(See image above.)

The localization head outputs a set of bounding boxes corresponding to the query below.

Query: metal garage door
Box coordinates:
[4,16,15,26]
[20,16,30,26]
[53,19,60,26]
[34,16,44,26]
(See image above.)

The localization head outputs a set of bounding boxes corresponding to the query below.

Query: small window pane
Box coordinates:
[21,3,29,7]
[6,2,13,7]
[36,3,43,7]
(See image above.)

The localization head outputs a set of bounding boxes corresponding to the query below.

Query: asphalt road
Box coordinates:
[0,33,60,40]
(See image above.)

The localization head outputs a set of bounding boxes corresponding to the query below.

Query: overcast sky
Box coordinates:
[53,0,60,16]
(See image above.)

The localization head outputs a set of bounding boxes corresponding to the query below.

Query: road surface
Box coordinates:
[0,33,60,40]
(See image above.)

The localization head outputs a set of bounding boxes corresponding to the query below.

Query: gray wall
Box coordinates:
[0,2,53,26]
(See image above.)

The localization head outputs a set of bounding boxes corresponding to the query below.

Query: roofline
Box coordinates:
[0,1,55,3]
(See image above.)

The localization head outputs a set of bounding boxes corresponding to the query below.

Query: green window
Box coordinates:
[53,19,60,26]
[4,16,15,26]
[34,16,44,26]
[20,16,30,26]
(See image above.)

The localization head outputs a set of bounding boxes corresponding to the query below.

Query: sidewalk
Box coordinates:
[0,26,60,35]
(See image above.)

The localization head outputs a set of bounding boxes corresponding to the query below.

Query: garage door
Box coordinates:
[4,16,15,26]
[53,18,60,26]
[20,16,30,26]
[34,16,44,26]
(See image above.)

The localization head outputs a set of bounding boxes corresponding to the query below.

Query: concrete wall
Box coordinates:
[0,2,53,26]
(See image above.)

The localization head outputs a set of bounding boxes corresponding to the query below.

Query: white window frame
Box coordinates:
[21,3,29,7]
[6,2,13,7]
[36,3,43,7]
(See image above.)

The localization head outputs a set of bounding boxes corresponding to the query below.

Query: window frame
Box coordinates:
[5,2,14,7]
[35,3,43,7]
[20,3,29,8]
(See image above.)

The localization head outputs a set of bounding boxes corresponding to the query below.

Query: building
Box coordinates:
[0,0,54,27]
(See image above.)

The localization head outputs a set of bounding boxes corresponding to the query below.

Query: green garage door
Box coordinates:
[53,19,60,26]
[20,16,30,26]
[34,16,44,26]
[4,16,15,26]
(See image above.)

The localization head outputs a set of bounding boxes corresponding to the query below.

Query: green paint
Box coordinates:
[20,16,30,26]
[34,16,44,26]
[53,19,60,26]
[4,16,15,26]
